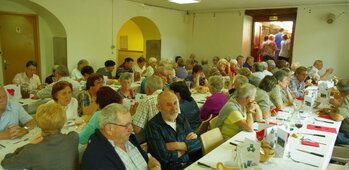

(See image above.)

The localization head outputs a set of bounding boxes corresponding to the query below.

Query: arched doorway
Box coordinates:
[116,16,161,66]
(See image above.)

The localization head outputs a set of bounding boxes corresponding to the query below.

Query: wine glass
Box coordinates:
[292,112,303,134]
[293,99,303,114]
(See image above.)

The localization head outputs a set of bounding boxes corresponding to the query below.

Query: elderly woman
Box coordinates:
[170,81,201,130]
[12,60,44,91]
[117,73,135,100]
[48,81,78,120]
[185,65,208,88]
[269,70,294,109]
[217,58,231,77]
[200,76,228,120]
[175,58,188,79]
[230,59,238,77]
[255,76,278,119]
[217,83,262,140]
[71,59,89,81]
[79,86,122,144]
[237,67,251,78]
[2,103,79,169]
[144,57,157,77]
[78,73,104,116]
[261,34,278,61]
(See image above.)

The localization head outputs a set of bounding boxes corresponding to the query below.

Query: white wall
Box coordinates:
[293,5,349,79]
[187,11,245,62]
[30,0,190,71]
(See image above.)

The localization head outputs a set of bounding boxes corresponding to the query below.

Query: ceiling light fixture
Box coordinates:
[169,0,201,4]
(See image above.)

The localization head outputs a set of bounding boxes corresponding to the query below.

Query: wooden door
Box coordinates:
[146,40,161,62]
[0,13,40,85]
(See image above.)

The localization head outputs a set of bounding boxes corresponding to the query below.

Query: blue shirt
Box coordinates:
[79,111,101,144]
[0,101,32,132]
[146,113,201,169]
[243,62,252,70]
[275,33,283,49]
[179,99,201,130]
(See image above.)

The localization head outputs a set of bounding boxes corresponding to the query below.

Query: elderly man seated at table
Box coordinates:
[47,81,78,120]
[269,70,294,109]
[96,60,116,79]
[319,79,349,144]
[243,56,254,71]
[117,73,135,100]
[249,62,266,87]
[228,75,249,99]
[1,103,79,170]
[77,73,103,116]
[289,66,308,98]
[12,60,45,91]
[170,81,201,130]
[132,75,163,143]
[71,59,89,81]
[146,91,201,169]
[308,60,334,81]
[0,86,36,140]
[36,65,81,98]
[79,86,122,144]
[217,83,262,140]
[255,76,277,119]
[200,76,228,121]
[81,103,161,170]
[140,65,171,94]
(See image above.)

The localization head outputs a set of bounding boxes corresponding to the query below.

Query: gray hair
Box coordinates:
[230,59,238,65]
[249,73,265,87]
[158,59,173,66]
[98,103,129,129]
[234,75,249,85]
[77,59,89,67]
[208,76,224,92]
[236,83,256,99]
[337,79,349,93]
[148,57,157,64]
[253,62,265,72]
[56,65,69,76]
[236,55,244,61]
[266,60,276,69]
[146,75,163,92]
[119,73,133,82]
[274,70,288,82]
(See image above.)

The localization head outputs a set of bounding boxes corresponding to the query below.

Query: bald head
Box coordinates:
[157,91,179,122]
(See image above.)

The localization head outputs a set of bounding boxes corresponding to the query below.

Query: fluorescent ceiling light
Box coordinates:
[169,0,201,4]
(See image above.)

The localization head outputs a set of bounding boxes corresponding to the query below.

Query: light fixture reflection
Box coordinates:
[169,0,201,4]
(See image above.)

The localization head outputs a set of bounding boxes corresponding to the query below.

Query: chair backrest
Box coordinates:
[197,114,213,135]
[208,116,218,130]
[200,128,224,155]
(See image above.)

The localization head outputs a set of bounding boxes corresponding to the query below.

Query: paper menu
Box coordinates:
[275,126,290,158]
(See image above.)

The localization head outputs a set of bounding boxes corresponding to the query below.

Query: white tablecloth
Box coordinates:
[185,106,341,170]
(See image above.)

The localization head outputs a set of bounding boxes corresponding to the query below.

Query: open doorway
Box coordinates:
[253,21,294,61]
[246,8,297,63]
[116,17,161,66]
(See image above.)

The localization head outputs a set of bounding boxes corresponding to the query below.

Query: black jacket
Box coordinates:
[81,129,148,170]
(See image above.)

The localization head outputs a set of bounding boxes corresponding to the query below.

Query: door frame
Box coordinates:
[0,11,41,84]
[245,8,297,63]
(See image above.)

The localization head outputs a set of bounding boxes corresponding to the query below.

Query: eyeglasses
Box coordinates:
[108,123,132,129]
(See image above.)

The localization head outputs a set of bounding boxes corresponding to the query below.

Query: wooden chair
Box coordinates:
[208,116,218,130]
[200,128,224,155]
[196,114,213,135]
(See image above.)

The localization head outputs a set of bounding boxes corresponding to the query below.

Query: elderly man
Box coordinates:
[140,65,171,94]
[12,60,43,91]
[96,60,116,79]
[249,62,266,87]
[132,75,163,143]
[81,103,161,170]
[243,56,254,71]
[289,66,308,98]
[0,86,36,140]
[146,91,201,169]
[36,65,81,98]
[319,79,349,144]
[308,60,334,81]
[217,83,262,140]
[116,57,134,79]
[236,55,245,69]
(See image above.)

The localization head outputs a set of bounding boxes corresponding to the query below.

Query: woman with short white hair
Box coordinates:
[144,57,157,77]
[200,76,228,120]
[117,73,135,99]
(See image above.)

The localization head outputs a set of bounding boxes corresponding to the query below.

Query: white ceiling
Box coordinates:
[127,0,349,12]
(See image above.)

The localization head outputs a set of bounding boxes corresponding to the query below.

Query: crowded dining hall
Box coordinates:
[0,0,349,169]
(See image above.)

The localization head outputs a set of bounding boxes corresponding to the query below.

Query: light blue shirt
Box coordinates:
[0,101,33,132]
[79,111,101,144]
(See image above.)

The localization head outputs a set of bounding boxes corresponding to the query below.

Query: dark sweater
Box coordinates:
[81,129,148,170]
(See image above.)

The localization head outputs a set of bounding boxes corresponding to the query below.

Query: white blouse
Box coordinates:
[47,98,79,120]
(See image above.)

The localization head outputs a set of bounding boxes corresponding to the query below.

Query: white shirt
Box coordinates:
[263,70,273,76]
[165,121,177,131]
[143,66,154,77]
[132,64,146,74]
[308,66,320,79]
[47,98,79,120]
[108,140,148,170]
[12,72,41,91]
[71,68,83,80]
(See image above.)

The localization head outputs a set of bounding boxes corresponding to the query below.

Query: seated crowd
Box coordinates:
[1,54,348,170]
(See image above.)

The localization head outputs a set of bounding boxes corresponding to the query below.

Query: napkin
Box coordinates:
[301,140,320,147]
[259,121,278,125]
[295,97,304,101]
[307,124,337,134]
[318,115,331,119]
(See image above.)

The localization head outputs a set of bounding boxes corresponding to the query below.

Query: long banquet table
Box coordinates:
[185,106,341,170]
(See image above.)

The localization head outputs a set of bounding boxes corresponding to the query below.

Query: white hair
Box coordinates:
[230,59,238,65]
[98,103,128,129]
[236,83,256,99]
[208,76,224,92]
[146,75,163,92]
[148,57,157,64]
